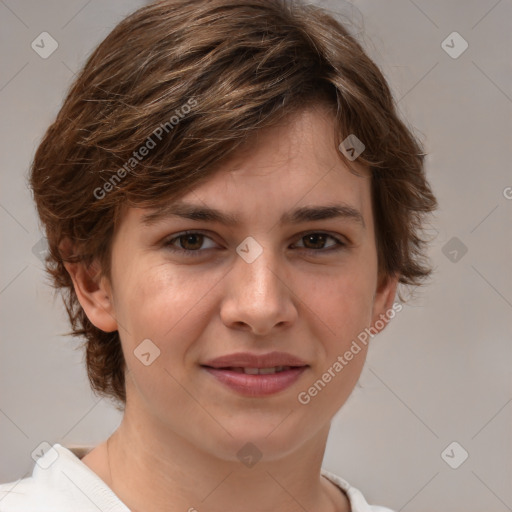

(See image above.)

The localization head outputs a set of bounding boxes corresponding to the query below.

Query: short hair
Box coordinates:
[29,0,438,410]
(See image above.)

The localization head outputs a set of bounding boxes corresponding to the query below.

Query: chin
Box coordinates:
[203,416,317,463]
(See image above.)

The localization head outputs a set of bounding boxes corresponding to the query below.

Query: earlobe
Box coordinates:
[370,273,399,335]
[63,257,118,333]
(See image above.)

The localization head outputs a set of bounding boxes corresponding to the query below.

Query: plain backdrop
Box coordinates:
[1,1,511,511]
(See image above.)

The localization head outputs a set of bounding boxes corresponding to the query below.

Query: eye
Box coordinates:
[293,232,346,253]
[164,231,218,256]
[162,230,346,257]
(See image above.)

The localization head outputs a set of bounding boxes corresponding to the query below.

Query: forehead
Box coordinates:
[126,106,373,230]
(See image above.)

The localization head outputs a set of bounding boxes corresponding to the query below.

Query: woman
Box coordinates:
[0,1,437,510]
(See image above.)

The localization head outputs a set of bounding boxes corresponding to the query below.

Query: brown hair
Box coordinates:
[29,0,437,411]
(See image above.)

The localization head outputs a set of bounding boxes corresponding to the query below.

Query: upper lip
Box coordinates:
[201,351,309,369]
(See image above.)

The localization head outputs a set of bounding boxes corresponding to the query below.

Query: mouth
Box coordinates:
[207,365,296,374]
[200,365,308,396]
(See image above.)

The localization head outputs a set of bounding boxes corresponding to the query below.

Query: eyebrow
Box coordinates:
[141,201,366,229]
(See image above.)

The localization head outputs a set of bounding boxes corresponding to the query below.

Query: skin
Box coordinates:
[68,104,398,512]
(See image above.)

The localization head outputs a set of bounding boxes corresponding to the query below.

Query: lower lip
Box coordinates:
[202,366,308,397]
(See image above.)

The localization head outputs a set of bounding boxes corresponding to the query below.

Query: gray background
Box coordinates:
[1,1,511,510]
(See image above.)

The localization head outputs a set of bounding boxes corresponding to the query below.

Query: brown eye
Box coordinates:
[177,233,204,251]
[163,230,346,258]
[302,233,328,250]
[295,233,344,252]
[164,231,217,256]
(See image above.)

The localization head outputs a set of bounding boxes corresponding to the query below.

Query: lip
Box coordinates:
[201,351,308,369]
[201,351,309,397]
[202,366,308,397]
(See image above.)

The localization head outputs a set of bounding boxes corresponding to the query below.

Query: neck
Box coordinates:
[100,409,348,512]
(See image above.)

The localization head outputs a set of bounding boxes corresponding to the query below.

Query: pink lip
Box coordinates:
[200,351,309,397]
[201,351,308,369]
[202,366,308,397]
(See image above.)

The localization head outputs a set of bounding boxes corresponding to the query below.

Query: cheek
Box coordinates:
[113,259,205,342]
[296,263,376,344]
[115,263,216,403]
[295,272,372,417]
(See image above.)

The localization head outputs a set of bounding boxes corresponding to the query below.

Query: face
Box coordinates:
[76,105,397,462]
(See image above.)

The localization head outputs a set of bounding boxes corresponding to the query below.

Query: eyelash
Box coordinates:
[162,230,347,257]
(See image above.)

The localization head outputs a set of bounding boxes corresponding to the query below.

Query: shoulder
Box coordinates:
[321,467,396,512]
[0,474,40,512]
[0,443,123,512]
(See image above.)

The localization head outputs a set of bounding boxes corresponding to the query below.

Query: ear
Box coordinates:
[370,273,399,335]
[61,240,118,333]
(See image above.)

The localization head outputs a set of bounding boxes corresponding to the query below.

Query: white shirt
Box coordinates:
[0,444,394,512]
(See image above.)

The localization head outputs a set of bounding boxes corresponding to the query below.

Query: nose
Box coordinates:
[220,244,298,336]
